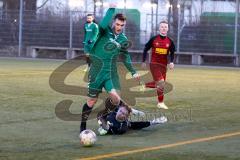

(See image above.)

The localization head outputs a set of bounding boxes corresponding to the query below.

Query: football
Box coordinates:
[79,129,97,147]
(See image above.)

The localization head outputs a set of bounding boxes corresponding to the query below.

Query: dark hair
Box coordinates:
[87,14,94,17]
[85,14,97,24]
[114,13,126,21]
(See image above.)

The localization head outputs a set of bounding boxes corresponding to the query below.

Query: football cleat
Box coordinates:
[157,102,168,109]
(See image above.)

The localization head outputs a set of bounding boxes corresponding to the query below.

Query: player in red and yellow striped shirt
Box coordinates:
[142,20,175,109]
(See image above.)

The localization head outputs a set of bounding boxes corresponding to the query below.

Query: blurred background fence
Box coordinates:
[0,0,239,66]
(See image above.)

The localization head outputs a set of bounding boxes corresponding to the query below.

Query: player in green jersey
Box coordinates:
[80,7,140,132]
[83,14,99,70]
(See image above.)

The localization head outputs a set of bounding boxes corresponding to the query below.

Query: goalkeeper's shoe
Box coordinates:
[150,116,168,125]
[157,102,168,109]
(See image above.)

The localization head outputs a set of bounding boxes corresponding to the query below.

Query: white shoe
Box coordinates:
[150,116,168,125]
[157,102,168,109]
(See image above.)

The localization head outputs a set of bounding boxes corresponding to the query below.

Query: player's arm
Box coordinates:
[169,38,176,69]
[87,24,99,45]
[83,24,87,44]
[98,98,118,135]
[121,50,137,76]
[92,24,99,43]
[97,111,111,135]
[142,36,156,63]
[99,8,116,30]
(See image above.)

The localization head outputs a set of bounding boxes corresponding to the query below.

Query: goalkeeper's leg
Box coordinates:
[128,122,151,130]
[128,116,168,130]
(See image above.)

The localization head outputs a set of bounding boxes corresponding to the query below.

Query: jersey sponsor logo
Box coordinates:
[86,29,93,32]
[155,48,167,55]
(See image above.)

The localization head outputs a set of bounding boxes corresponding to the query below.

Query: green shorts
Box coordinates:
[87,72,120,98]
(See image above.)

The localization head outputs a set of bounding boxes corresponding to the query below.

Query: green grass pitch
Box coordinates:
[0,57,240,160]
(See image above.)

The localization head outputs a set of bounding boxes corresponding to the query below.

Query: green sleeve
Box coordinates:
[99,8,116,29]
[121,51,136,75]
[92,24,99,42]
[83,24,86,43]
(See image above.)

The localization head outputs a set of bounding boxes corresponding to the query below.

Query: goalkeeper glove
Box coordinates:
[98,119,110,130]
[98,127,108,136]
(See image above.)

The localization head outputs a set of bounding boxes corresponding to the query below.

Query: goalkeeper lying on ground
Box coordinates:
[97,98,167,135]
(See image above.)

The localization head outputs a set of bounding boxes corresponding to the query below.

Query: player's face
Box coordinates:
[113,19,126,34]
[116,107,129,122]
[159,22,169,36]
[86,16,94,23]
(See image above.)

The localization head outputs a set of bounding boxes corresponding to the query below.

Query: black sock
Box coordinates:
[80,103,93,132]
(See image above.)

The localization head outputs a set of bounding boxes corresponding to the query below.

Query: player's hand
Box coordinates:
[169,62,174,70]
[141,62,147,69]
[98,127,108,136]
[87,40,93,44]
[98,119,110,130]
[132,73,140,81]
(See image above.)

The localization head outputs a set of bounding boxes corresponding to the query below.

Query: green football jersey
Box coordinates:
[89,8,136,77]
[83,22,99,53]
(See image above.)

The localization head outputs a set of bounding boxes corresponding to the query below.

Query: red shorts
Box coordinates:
[149,62,167,81]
